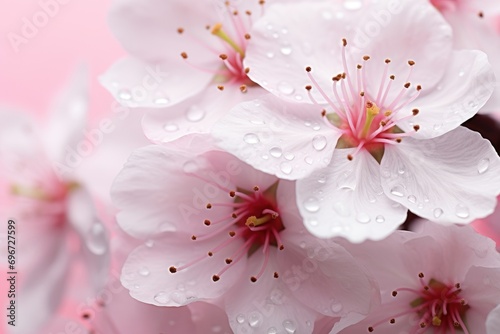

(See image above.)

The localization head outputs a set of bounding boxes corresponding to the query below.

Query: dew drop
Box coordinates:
[261,154,269,160]
[183,161,198,173]
[307,218,319,227]
[407,195,417,204]
[272,32,279,39]
[267,328,278,334]
[266,51,275,59]
[270,147,283,158]
[433,123,442,131]
[322,10,333,20]
[145,240,154,248]
[277,81,295,95]
[477,158,490,174]
[138,267,150,276]
[304,156,313,165]
[86,223,108,255]
[433,208,443,218]
[284,152,295,161]
[458,70,465,77]
[397,166,405,175]
[236,314,245,324]
[243,133,260,144]
[390,186,405,197]
[356,212,370,224]
[283,320,296,334]
[468,101,478,108]
[344,0,362,10]
[317,175,327,184]
[154,292,169,304]
[280,45,293,55]
[312,135,327,151]
[170,291,187,304]
[154,97,170,106]
[163,123,179,132]
[375,215,385,223]
[333,202,350,217]
[280,162,293,175]
[186,106,205,122]
[455,204,470,219]
[118,89,132,101]
[248,313,262,328]
[303,197,320,213]
[294,94,303,101]
[331,301,343,313]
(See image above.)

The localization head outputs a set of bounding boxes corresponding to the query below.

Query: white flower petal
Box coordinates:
[487,304,500,334]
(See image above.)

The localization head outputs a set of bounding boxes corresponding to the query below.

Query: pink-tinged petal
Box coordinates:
[487,304,500,334]
[108,0,217,61]
[44,66,89,167]
[142,84,265,144]
[190,302,233,334]
[111,145,234,238]
[297,149,407,242]
[212,94,340,180]
[121,233,246,306]
[356,0,452,95]
[224,252,318,334]
[245,1,360,103]
[100,56,214,109]
[278,231,377,319]
[397,50,495,139]
[66,187,110,293]
[381,126,500,224]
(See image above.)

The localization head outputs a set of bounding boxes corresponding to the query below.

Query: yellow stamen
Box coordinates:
[246,214,272,227]
[211,23,244,57]
[361,101,380,138]
[11,184,50,200]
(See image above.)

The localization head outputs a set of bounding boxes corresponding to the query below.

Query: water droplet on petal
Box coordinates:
[468,100,478,108]
[455,204,469,219]
[118,89,132,101]
[236,314,245,324]
[331,301,343,313]
[266,51,275,59]
[477,158,490,174]
[170,291,187,304]
[86,223,107,255]
[244,133,260,144]
[433,123,442,131]
[138,267,150,276]
[433,208,443,218]
[272,32,279,39]
[163,123,179,132]
[307,218,319,227]
[458,70,465,77]
[268,328,278,334]
[280,45,293,55]
[375,215,385,223]
[312,135,327,151]
[145,240,154,247]
[322,10,333,20]
[283,320,296,334]
[284,152,295,161]
[303,197,320,213]
[270,147,283,158]
[397,167,405,175]
[333,202,350,217]
[261,154,269,160]
[154,292,169,304]
[407,195,417,204]
[280,162,293,175]
[248,313,262,328]
[344,0,362,10]
[294,94,303,101]
[304,156,313,165]
[390,186,405,197]
[356,212,370,224]
[154,97,170,105]
[186,106,205,122]
[277,81,295,95]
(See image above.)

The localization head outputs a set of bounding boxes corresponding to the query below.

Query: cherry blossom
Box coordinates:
[101,0,274,144]
[337,222,500,334]
[212,0,500,242]
[111,145,377,333]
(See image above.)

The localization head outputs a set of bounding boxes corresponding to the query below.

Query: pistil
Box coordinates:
[211,23,245,57]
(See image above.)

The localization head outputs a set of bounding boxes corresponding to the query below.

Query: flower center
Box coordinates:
[169,181,285,283]
[368,273,470,333]
[177,1,264,92]
[305,38,422,161]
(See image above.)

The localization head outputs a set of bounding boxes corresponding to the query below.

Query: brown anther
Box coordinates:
[229,191,236,197]
[455,283,461,289]
[420,322,426,328]
[413,125,420,132]
[233,10,238,15]
[454,321,460,327]
[250,276,258,282]
[478,11,484,18]
[321,109,327,117]
[460,299,466,305]
[360,91,365,97]
[404,82,411,88]
[217,85,225,91]
[244,67,250,74]
[389,319,395,324]
[384,110,392,117]
[240,85,247,93]
[366,101,374,108]
[245,10,252,15]
[212,275,220,282]
[380,121,387,126]
[396,138,402,143]
[363,55,370,61]
[392,291,398,297]
[231,213,238,219]
[347,154,353,161]
[279,245,284,250]
[418,272,425,278]
[357,64,362,69]
[169,266,177,273]
[305,85,312,91]
[205,25,211,30]
[244,33,251,39]
[177,27,184,34]
[191,235,197,240]
[385,58,391,64]
[219,54,228,60]
[424,286,429,290]
[305,66,312,72]
[341,73,346,79]
[274,272,279,278]
[208,251,213,257]
[229,231,236,237]
[389,75,395,80]
[416,85,422,91]
[181,52,188,59]
[253,186,260,191]
[259,0,265,5]
[368,327,374,332]
[206,203,212,209]
[204,219,211,226]
[342,38,347,47]
[412,108,419,116]
[408,60,415,66]
[225,258,233,264]
[82,312,91,319]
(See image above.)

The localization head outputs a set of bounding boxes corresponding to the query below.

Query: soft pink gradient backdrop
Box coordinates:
[0,0,124,122]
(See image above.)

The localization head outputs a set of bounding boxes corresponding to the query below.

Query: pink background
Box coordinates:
[0,0,124,122]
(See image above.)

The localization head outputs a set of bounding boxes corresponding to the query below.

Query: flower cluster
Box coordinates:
[3,0,500,333]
